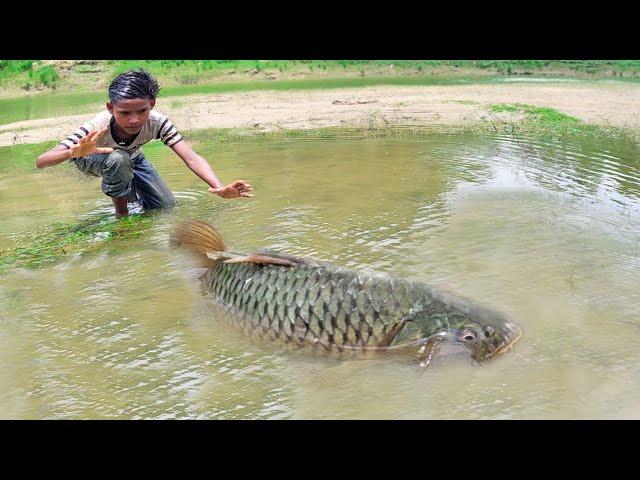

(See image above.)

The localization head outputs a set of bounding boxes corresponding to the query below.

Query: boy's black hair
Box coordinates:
[108,68,160,104]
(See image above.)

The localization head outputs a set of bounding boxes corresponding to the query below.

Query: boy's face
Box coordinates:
[107,98,155,135]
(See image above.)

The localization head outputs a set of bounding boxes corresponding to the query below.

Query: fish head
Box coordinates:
[411,290,523,363]
[446,306,523,363]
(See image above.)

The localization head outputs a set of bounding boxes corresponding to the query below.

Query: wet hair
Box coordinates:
[108,68,160,104]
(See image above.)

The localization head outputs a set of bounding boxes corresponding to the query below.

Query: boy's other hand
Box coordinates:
[69,127,114,159]
[208,180,254,199]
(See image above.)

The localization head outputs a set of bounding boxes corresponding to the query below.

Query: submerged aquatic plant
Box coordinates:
[0,213,155,272]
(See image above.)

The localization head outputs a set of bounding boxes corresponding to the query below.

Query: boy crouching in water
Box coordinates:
[36,68,253,218]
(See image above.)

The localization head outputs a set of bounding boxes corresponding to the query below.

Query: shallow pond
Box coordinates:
[1,132,639,419]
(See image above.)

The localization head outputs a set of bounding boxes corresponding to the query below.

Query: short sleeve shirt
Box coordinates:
[59,109,183,158]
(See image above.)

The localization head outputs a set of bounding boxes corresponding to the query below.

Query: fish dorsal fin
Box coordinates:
[222,253,300,267]
[173,220,316,269]
[253,249,314,265]
[172,220,227,267]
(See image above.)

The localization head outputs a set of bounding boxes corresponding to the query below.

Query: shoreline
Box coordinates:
[2,81,640,148]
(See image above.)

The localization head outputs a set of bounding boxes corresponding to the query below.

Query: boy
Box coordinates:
[36,68,253,218]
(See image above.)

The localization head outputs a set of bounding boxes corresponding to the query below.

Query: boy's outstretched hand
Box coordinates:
[69,127,114,158]
[208,180,254,199]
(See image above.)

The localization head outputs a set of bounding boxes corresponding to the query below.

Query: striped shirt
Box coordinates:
[59,110,183,158]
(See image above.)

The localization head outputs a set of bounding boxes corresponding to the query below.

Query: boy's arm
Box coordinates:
[171,140,253,199]
[36,128,113,168]
[36,144,75,168]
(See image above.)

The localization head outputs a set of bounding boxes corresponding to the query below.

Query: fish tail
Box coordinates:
[172,220,227,267]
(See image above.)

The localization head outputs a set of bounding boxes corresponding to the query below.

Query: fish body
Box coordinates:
[174,221,522,364]
[205,258,429,351]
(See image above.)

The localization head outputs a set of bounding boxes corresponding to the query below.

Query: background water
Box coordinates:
[1,132,639,419]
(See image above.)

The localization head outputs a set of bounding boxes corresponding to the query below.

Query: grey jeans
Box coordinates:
[72,150,177,210]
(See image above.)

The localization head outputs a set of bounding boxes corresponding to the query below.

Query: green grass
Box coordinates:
[480,103,640,144]
[490,103,581,126]
[0,60,33,80]
[0,213,156,272]
[0,61,60,90]
[32,65,59,88]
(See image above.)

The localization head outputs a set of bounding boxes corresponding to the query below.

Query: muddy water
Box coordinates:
[1,133,639,419]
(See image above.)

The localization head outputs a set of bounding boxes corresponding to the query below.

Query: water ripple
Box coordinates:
[2,133,640,419]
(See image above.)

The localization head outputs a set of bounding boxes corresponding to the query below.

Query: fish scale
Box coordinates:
[307,283,320,306]
[202,259,428,351]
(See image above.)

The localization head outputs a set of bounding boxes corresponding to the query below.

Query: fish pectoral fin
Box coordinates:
[376,320,407,348]
[417,341,441,369]
[416,333,448,371]
[222,253,297,267]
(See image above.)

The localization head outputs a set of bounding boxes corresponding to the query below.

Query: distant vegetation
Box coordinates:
[0,60,59,90]
[2,60,640,94]
[107,60,640,77]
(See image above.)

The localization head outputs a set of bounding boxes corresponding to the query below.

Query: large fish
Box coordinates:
[173,220,522,367]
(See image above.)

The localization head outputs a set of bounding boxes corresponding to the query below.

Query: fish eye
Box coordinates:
[484,326,495,338]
